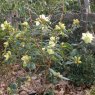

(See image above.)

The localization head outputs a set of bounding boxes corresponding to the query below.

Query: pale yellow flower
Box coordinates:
[47,49,54,55]
[15,32,24,38]
[35,21,40,26]
[42,48,45,51]
[61,42,64,45]
[59,22,66,30]
[4,51,11,61]
[55,22,66,30]
[49,41,56,47]
[73,56,82,64]
[21,55,31,64]
[26,75,31,82]
[39,14,49,22]
[50,36,55,41]
[1,21,12,30]
[1,24,5,30]
[22,21,28,26]
[55,72,62,78]
[81,32,94,44]
[36,14,49,25]
[15,33,21,38]
[4,41,9,47]
[55,25,61,30]
[20,42,25,47]
[73,19,80,25]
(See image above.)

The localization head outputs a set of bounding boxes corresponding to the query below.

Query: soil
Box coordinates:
[0,64,91,95]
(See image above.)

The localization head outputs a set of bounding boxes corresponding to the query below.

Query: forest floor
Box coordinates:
[0,64,93,95]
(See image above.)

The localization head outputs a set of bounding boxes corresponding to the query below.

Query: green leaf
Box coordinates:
[65,61,73,65]
[27,63,36,70]
[70,49,78,56]
[9,83,17,90]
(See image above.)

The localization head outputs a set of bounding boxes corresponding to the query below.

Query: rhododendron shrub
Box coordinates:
[1,17,95,86]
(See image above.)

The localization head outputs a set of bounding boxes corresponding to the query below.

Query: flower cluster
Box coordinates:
[47,36,56,55]
[73,19,80,25]
[22,21,29,27]
[47,49,54,55]
[35,14,49,26]
[15,31,25,39]
[73,56,82,64]
[49,37,56,48]
[81,32,94,44]
[55,22,66,31]
[4,51,11,61]
[1,21,13,31]
[21,55,31,64]
[3,41,9,48]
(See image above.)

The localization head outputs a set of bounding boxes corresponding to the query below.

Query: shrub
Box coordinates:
[1,17,67,79]
[1,15,95,87]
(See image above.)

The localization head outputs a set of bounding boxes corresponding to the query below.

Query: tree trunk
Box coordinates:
[84,0,91,13]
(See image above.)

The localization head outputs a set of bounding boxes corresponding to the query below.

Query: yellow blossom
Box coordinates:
[26,75,31,82]
[47,49,54,55]
[55,25,61,30]
[21,55,31,64]
[81,32,94,44]
[59,22,66,30]
[36,14,49,25]
[73,56,82,64]
[4,41,9,47]
[39,14,49,22]
[16,33,21,38]
[55,22,65,30]
[61,42,64,45]
[35,21,40,26]
[4,51,11,61]
[20,42,25,47]
[1,23,5,30]
[50,36,56,41]
[49,41,56,47]
[1,21,12,30]
[42,48,45,51]
[56,72,60,76]
[73,19,80,25]
[15,32,24,39]
[22,21,28,26]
